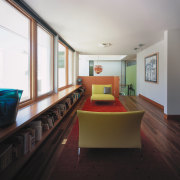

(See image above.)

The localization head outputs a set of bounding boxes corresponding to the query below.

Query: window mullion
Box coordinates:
[66,48,69,86]
[32,20,37,101]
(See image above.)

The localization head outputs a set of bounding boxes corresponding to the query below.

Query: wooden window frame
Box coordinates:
[5,1,74,109]
[68,50,73,86]
[6,1,55,109]
[5,0,34,108]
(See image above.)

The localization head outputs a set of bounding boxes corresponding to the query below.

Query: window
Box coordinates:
[89,60,94,76]
[37,26,53,96]
[57,42,66,88]
[68,50,73,84]
[0,1,75,109]
[0,1,31,102]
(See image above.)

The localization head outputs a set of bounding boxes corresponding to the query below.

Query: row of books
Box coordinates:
[0,89,84,172]
[78,87,85,94]
[0,127,36,172]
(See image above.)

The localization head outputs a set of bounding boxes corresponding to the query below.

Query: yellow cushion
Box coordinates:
[92,84,112,94]
[77,110,145,148]
[91,94,115,101]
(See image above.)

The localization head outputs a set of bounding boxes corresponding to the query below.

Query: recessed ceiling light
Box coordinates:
[98,43,112,48]
[139,44,145,47]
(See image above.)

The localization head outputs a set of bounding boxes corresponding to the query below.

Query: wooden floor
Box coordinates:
[26,95,180,179]
[119,96,180,178]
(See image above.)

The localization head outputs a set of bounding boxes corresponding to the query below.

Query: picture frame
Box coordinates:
[145,53,158,83]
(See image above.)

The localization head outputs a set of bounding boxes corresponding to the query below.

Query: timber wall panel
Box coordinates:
[78,76,119,97]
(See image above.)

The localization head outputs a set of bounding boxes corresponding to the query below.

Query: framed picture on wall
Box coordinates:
[145,53,158,83]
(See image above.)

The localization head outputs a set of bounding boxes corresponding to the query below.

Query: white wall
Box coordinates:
[79,55,124,77]
[164,31,168,114]
[79,60,121,77]
[166,29,180,115]
[137,40,165,106]
[137,30,180,115]
[79,59,89,76]
[94,61,121,76]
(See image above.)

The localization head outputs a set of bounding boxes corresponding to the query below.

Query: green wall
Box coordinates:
[126,64,136,95]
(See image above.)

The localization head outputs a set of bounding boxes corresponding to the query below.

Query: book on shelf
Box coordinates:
[30,120,42,127]
[6,136,23,159]
[30,121,42,142]
[26,128,36,151]
[78,87,85,94]
[65,98,71,108]
[65,102,69,110]
[53,105,63,119]
[73,92,80,100]
[47,110,57,122]
[40,115,50,131]
[11,135,24,158]
[50,107,61,121]
[33,126,42,142]
[69,95,75,105]
[47,117,54,129]
[40,115,50,130]
[0,144,13,172]
[56,104,66,116]
[19,130,30,155]
[57,103,66,111]
[42,123,50,131]
[72,93,77,101]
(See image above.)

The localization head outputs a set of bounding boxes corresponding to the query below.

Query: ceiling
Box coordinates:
[24,0,180,55]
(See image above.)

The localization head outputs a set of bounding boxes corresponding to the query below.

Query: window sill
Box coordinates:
[58,85,73,91]
[0,85,81,143]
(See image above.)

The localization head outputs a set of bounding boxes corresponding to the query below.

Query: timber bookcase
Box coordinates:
[0,85,84,180]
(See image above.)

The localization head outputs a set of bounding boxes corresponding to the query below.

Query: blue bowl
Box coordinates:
[0,89,23,128]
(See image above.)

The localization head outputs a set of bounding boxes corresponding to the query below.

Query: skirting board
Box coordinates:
[139,94,164,110]
[164,114,180,120]
[139,94,180,120]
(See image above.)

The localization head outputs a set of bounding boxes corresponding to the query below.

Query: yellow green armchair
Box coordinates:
[77,110,144,149]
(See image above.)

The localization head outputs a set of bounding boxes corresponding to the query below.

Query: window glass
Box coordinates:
[58,43,66,88]
[68,50,73,84]
[0,1,30,101]
[37,26,53,96]
[89,60,94,76]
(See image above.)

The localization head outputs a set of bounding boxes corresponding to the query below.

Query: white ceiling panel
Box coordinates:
[24,0,180,54]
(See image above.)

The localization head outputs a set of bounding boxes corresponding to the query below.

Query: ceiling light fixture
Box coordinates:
[134,44,145,51]
[139,43,145,47]
[98,43,112,48]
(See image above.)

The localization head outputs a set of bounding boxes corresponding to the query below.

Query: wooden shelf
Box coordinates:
[0,85,84,180]
[0,85,81,143]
